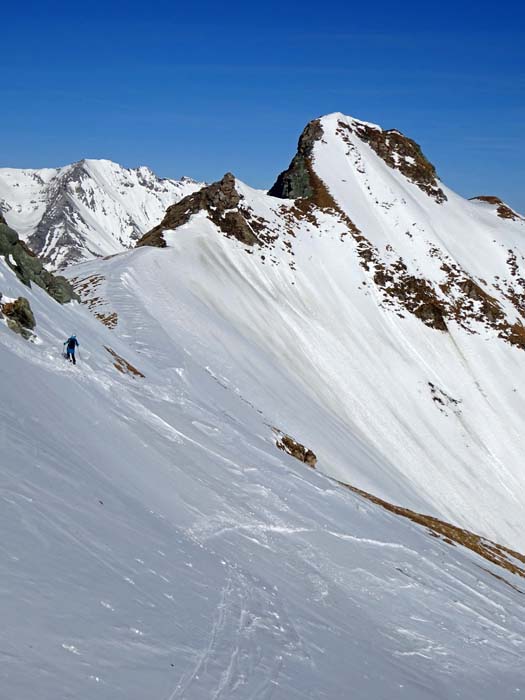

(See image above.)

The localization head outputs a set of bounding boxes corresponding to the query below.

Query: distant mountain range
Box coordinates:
[0,159,203,268]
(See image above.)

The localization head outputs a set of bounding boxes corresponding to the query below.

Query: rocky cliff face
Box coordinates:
[0,213,76,303]
[268,117,447,204]
[342,120,447,203]
[267,119,325,201]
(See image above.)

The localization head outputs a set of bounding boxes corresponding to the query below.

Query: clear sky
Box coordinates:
[1,0,524,211]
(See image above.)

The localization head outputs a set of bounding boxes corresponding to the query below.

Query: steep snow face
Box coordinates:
[128,113,525,553]
[2,253,525,700]
[0,160,203,269]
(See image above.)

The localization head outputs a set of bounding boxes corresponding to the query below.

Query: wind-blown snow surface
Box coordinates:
[2,252,525,699]
[0,159,202,268]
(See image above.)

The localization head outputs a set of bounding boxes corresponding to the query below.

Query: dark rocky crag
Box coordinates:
[268,116,447,205]
[275,432,317,468]
[268,119,325,201]
[0,213,76,304]
[137,173,267,249]
[0,295,36,339]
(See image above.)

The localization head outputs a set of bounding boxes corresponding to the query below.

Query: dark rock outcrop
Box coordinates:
[276,433,317,468]
[1,296,36,339]
[268,119,324,200]
[137,173,262,248]
[0,214,77,303]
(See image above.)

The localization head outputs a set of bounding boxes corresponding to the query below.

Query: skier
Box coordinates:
[64,335,79,364]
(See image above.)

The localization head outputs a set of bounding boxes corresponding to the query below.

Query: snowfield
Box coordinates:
[1,112,525,698]
[2,249,525,699]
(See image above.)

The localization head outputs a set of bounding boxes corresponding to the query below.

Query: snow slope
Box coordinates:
[2,111,525,698]
[0,160,203,269]
[121,112,525,554]
[1,245,525,700]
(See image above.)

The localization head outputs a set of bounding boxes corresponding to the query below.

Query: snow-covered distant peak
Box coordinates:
[0,159,204,269]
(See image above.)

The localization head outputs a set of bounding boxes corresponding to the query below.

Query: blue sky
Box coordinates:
[1,0,524,210]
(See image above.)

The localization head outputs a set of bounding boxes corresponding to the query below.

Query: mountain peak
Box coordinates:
[270,112,446,205]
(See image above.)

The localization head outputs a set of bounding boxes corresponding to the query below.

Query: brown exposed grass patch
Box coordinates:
[105,346,144,378]
[274,434,525,585]
[471,196,523,221]
[95,312,118,329]
[70,274,118,329]
[342,120,447,204]
[342,481,525,582]
[71,274,105,296]
[374,265,448,331]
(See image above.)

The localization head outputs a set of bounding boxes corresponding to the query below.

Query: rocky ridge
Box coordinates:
[122,114,525,352]
[470,195,523,221]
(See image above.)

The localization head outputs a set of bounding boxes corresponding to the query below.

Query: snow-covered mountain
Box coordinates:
[0,159,203,269]
[133,112,525,553]
[1,112,525,698]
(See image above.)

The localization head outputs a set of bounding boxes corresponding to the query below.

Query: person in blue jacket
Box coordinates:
[64,335,79,364]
